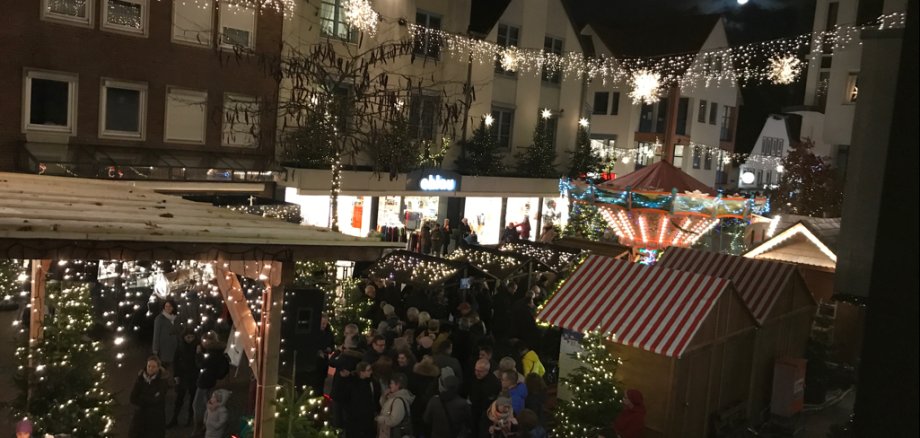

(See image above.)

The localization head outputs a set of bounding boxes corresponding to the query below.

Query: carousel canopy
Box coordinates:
[601,160,715,195]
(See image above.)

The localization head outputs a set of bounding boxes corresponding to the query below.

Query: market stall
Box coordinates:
[538,255,757,438]
[497,240,582,274]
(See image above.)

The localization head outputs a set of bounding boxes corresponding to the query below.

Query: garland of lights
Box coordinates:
[162,0,297,18]
[369,252,461,286]
[445,246,524,278]
[407,12,907,89]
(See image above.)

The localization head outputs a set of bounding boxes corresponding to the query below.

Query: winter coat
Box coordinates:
[469,372,502,429]
[507,382,528,415]
[196,344,228,389]
[343,376,378,438]
[517,220,532,240]
[129,370,169,438]
[378,388,416,438]
[521,350,545,377]
[152,313,179,364]
[433,352,464,385]
[204,389,231,438]
[424,376,471,438]
[174,338,200,383]
[614,389,647,438]
[330,348,364,402]
[509,300,540,350]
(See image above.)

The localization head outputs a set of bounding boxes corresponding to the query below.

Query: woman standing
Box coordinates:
[129,356,170,438]
[376,373,416,438]
[152,299,179,370]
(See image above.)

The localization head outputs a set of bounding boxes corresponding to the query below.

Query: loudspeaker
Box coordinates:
[281,288,326,369]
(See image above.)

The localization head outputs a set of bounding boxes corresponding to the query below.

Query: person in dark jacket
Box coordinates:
[441,219,452,254]
[192,331,228,435]
[421,224,432,254]
[501,223,520,244]
[410,356,441,435]
[129,356,170,438]
[469,359,501,438]
[312,313,335,397]
[424,375,471,438]
[342,361,377,438]
[524,373,547,423]
[509,291,541,350]
[330,335,366,427]
[168,327,200,427]
[152,299,179,369]
[432,339,464,385]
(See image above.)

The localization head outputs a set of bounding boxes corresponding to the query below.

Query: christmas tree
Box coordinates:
[455,119,505,176]
[555,331,623,437]
[568,124,601,178]
[773,139,843,217]
[0,259,23,310]
[11,281,115,437]
[562,203,608,241]
[516,116,558,178]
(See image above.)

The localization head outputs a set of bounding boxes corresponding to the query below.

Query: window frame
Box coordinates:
[844,72,859,104]
[219,1,257,49]
[99,78,147,140]
[101,0,149,37]
[408,93,441,141]
[610,91,620,116]
[673,144,685,168]
[319,0,357,43]
[590,135,617,163]
[708,101,718,125]
[692,146,702,169]
[414,10,442,59]
[541,36,564,84]
[698,99,708,123]
[40,0,95,28]
[720,105,734,141]
[491,106,515,150]
[22,69,79,135]
[704,149,713,170]
[592,92,609,115]
[222,93,260,148]
[172,0,214,47]
[164,86,208,144]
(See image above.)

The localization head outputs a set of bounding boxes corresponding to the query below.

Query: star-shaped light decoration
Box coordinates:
[578,118,589,128]
[343,0,378,36]
[541,108,553,119]
[768,54,802,85]
[483,114,495,127]
[628,70,662,105]
[500,47,521,72]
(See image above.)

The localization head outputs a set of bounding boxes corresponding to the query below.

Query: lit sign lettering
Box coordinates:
[419,174,457,191]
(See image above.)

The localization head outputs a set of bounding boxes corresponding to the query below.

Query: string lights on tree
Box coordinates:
[555,330,624,438]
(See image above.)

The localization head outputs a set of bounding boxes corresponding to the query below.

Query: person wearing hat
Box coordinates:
[15,419,32,438]
[168,326,200,427]
[613,389,647,438]
[424,374,471,438]
[410,355,441,434]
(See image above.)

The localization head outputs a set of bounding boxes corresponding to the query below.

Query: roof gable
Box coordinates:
[744,223,838,270]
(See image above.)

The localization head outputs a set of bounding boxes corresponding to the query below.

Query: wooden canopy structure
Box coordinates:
[446,245,549,280]
[659,248,816,420]
[496,240,582,273]
[366,250,491,288]
[539,255,757,437]
[0,172,398,437]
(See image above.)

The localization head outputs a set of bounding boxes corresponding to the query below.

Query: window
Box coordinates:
[592,92,609,115]
[845,73,859,103]
[704,150,713,170]
[698,99,708,123]
[42,0,94,26]
[495,24,520,74]
[673,145,685,168]
[408,94,440,140]
[676,97,689,135]
[655,98,668,133]
[23,70,78,134]
[826,2,839,30]
[762,137,785,156]
[320,0,357,42]
[638,104,653,133]
[173,0,213,46]
[720,105,734,141]
[491,106,514,149]
[220,2,256,48]
[635,141,654,168]
[414,11,442,59]
[757,170,763,186]
[222,94,259,147]
[766,170,773,185]
[590,136,616,162]
[709,102,718,125]
[542,114,558,148]
[541,36,563,83]
[610,92,620,115]
[102,0,148,35]
[165,87,207,143]
[815,71,830,110]
[692,147,701,169]
[100,79,146,139]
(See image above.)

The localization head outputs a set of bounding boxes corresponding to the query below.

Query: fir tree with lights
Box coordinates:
[455,119,505,176]
[11,281,115,437]
[568,124,601,178]
[517,115,558,178]
[562,203,608,241]
[0,259,23,310]
[555,330,623,437]
[773,139,843,217]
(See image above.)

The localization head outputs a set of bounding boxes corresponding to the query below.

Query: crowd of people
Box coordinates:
[412,216,559,256]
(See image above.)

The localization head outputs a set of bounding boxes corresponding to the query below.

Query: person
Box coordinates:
[459,218,472,241]
[203,389,231,438]
[613,389,646,438]
[500,370,528,415]
[420,224,432,254]
[424,374,471,438]
[509,291,541,351]
[343,361,378,438]
[469,359,501,437]
[15,419,32,438]
[168,327,200,427]
[193,331,229,435]
[519,344,545,378]
[485,396,518,437]
[330,328,366,427]
[517,408,547,438]
[430,223,443,256]
[376,373,415,438]
[129,356,169,438]
[395,348,417,376]
[313,313,335,397]
[524,373,547,423]
[365,334,393,365]
[516,217,532,240]
[432,339,464,385]
[410,355,441,434]
[464,230,480,246]
[501,223,520,244]
[441,219,452,254]
[538,224,557,243]
[152,299,179,370]
[495,357,525,384]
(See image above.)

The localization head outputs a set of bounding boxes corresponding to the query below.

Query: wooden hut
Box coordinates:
[658,247,816,422]
[366,250,489,288]
[497,240,581,273]
[538,255,758,438]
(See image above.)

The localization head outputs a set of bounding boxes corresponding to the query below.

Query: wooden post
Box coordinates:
[29,260,51,343]
[254,259,292,438]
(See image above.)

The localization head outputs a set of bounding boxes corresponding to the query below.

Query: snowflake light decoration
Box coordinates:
[483,114,495,127]
[629,70,662,105]
[343,0,378,35]
[768,55,802,85]
[499,47,521,72]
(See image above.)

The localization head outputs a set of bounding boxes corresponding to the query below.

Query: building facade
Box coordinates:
[0,0,284,194]
[738,114,800,191]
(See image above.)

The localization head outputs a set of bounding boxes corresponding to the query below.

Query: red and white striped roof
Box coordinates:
[658,247,797,325]
[538,255,732,358]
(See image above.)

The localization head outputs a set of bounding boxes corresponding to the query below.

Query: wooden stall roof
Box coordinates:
[445,245,534,280]
[658,247,810,325]
[497,240,581,273]
[554,237,631,259]
[0,172,398,261]
[367,250,490,287]
[743,219,839,271]
[538,255,743,358]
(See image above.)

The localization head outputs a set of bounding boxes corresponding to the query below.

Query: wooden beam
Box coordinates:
[254,260,292,438]
[29,260,51,343]
[215,266,261,377]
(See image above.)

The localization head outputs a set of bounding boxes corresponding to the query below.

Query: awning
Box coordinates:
[659,247,800,325]
[537,255,731,357]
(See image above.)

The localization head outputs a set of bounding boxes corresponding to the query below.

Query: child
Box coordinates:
[15,419,32,438]
[487,396,518,437]
[203,389,231,438]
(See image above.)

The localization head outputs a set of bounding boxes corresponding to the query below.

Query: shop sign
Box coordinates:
[407,170,461,192]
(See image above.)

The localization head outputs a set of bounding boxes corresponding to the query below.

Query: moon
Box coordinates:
[738,0,749,5]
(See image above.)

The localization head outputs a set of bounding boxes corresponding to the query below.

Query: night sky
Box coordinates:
[564,0,817,153]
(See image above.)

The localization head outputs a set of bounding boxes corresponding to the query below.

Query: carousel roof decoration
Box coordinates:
[561,161,769,251]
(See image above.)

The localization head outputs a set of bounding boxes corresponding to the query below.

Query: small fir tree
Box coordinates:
[11,281,115,437]
[773,139,843,217]
[516,116,558,178]
[0,260,23,310]
[568,125,602,178]
[455,119,505,176]
[555,330,623,437]
[562,204,608,241]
